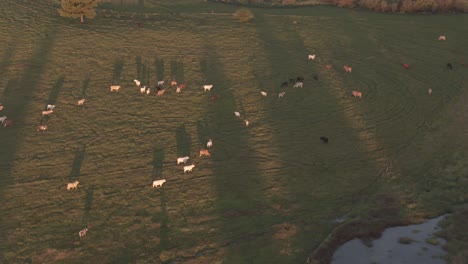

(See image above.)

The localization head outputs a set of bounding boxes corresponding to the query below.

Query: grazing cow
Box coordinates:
[0,116,7,123]
[293,82,303,88]
[199,149,211,157]
[278,92,285,98]
[157,89,165,96]
[320,136,329,143]
[36,125,48,131]
[176,87,181,93]
[157,81,164,87]
[42,110,54,116]
[352,91,363,98]
[325,64,332,69]
[77,99,86,106]
[146,88,151,95]
[234,111,241,117]
[308,54,316,60]
[110,85,121,92]
[428,88,433,95]
[79,227,88,238]
[203,85,213,91]
[0,105,3,111]
[67,180,79,190]
[177,156,189,165]
[3,119,13,127]
[134,79,141,87]
[447,63,453,70]
[152,179,166,188]
[438,35,446,41]
[211,95,219,101]
[179,83,187,90]
[184,164,195,173]
[281,81,288,88]
[171,80,178,87]
[46,104,55,110]
[313,75,318,81]
[207,139,213,148]
[403,63,411,69]
[261,91,267,97]
[140,86,146,94]
[244,120,250,127]
[343,65,352,73]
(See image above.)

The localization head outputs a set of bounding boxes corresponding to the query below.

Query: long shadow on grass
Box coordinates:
[68,144,86,181]
[151,147,169,250]
[112,58,124,84]
[135,55,142,81]
[0,39,17,85]
[197,51,275,262]
[81,74,91,97]
[82,185,94,226]
[155,58,164,82]
[152,147,165,179]
[0,29,57,261]
[46,75,65,106]
[175,124,191,157]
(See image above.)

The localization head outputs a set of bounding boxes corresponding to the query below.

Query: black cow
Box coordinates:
[447,63,453,70]
[320,136,329,143]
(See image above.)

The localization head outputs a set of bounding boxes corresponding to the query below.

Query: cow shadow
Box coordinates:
[82,185,94,226]
[152,147,164,180]
[80,74,91,97]
[112,58,124,84]
[175,124,191,157]
[170,60,185,83]
[196,119,210,148]
[68,144,86,181]
[46,76,65,106]
[155,58,164,82]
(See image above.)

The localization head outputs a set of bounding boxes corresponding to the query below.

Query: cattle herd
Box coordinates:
[0,34,463,239]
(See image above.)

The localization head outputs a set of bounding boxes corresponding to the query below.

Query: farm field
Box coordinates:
[1,0,468,263]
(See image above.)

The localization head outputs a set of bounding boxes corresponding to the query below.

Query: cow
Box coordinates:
[278,92,285,98]
[157,81,165,87]
[177,156,189,165]
[199,149,211,157]
[46,104,55,110]
[3,119,13,127]
[438,35,446,41]
[152,179,166,188]
[146,88,151,95]
[0,105,3,111]
[36,125,48,131]
[352,91,363,98]
[134,79,141,87]
[171,80,178,87]
[79,227,88,238]
[447,63,453,70]
[428,88,433,95]
[211,95,219,101]
[110,85,121,92]
[140,86,146,94]
[308,54,316,60]
[325,64,332,69]
[261,91,267,97]
[179,83,187,90]
[343,65,352,73]
[67,180,79,190]
[77,99,86,106]
[403,63,411,69]
[157,89,165,96]
[244,120,250,127]
[293,82,303,88]
[42,110,54,116]
[0,116,7,123]
[234,111,241,117]
[320,136,329,143]
[176,87,181,93]
[281,82,288,88]
[203,85,213,91]
[207,139,213,148]
[184,164,195,173]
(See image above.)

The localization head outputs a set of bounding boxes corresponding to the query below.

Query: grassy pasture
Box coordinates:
[1,0,468,263]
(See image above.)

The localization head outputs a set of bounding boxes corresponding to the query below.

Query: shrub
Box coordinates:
[454,0,468,11]
[233,8,254,22]
[337,0,357,7]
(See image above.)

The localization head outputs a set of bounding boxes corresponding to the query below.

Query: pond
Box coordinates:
[332,215,448,264]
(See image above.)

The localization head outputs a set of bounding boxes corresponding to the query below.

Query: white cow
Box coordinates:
[293,82,303,88]
[260,91,267,97]
[438,35,446,41]
[46,104,55,110]
[67,180,79,190]
[157,81,165,87]
[308,54,316,60]
[203,85,213,91]
[177,156,190,165]
[234,111,241,118]
[0,105,4,111]
[176,87,181,93]
[77,99,86,106]
[428,88,433,95]
[146,88,151,95]
[37,125,48,131]
[152,179,166,188]
[140,86,146,94]
[79,227,88,238]
[278,92,285,98]
[110,85,121,92]
[0,116,7,123]
[42,110,54,116]
[134,79,141,87]
[207,139,213,148]
[184,164,195,173]
[244,120,250,127]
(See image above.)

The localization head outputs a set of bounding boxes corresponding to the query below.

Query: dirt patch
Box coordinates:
[273,222,298,255]
[33,248,75,263]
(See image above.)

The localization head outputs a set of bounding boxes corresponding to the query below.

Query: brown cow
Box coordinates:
[3,119,13,127]
[325,65,332,69]
[157,89,165,96]
[352,91,363,98]
[343,65,352,73]
[199,149,211,157]
[403,63,410,69]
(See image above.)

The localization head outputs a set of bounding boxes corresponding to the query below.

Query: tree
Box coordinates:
[59,0,99,23]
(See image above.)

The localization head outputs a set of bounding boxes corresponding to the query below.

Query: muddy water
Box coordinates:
[332,215,447,264]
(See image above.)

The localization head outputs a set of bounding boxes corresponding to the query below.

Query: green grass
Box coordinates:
[1,0,468,263]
